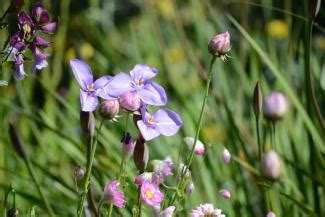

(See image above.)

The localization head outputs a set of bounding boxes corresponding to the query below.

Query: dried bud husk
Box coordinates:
[253,81,263,117]
[80,111,95,138]
[133,133,149,173]
[309,0,321,19]
[7,208,19,217]
[9,123,28,160]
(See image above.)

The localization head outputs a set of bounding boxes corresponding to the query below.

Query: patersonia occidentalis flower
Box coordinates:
[70,59,114,111]
[140,181,164,207]
[183,137,205,155]
[106,64,167,106]
[137,106,182,141]
[103,180,126,208]
[190,203,225,217]
[208,31,231,61]
[264,92,288,121]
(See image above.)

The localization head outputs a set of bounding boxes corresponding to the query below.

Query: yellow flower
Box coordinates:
[80,43,94,60]
[266,19,289,39]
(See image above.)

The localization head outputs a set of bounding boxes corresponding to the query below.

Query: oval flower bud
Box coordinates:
[133,134,149,173]
[253,81,263,117]
[264,92,288,121]
[74,166,85,181]
[208,31,231,60]
[266,211,276,217]
[262,150,283,181]
[186,181,195,196]
[119,91,141,112]
[80,111,96,138]
[221,148,231,164]
[184,137,205,155]
[121,132,136,159]
[219,189,231,200]
[99,99,119,120]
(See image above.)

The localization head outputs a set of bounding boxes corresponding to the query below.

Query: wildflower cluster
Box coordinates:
[3,2,59,80]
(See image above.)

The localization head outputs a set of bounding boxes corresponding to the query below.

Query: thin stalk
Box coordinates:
[77,120,105,217]
[255,116,262,163]
[25,159,55,216]
[136,186,142,217]
[97,199,104,217]
[108,204,113,217]
[270,122,276,150]
[170,56,216,206]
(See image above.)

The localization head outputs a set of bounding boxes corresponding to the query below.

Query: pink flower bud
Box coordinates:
[186,181,195,196]
[221,148,231,164]
[208,31,231,59]
[219,189,231,200]
[121,132,135,159]
[264,92,288,121]
[99,99,119,119]
[184,137,205,155]
[178,163,191,180]
[266,211,276,217]
[262,150,283,181]
[103,180,126,208]
[119,91,141,111]
[74,166,85,181]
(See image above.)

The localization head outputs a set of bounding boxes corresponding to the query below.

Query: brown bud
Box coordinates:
[309,0,321,19]
[253,81,263,117]
[9,122,28,160]
[80,111,96,139]
[133,133,149,173]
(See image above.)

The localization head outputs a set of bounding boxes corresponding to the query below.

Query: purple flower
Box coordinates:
[140,181,164,207]
[107,64,167,106]
[120,132,136,159]
[31,2,59,34]
[154,206,175,217]
[152,157,174,177]
[103,180,126,208]
[31,46,49,72]
[134,172,153,186]
[70,59,114,111]
[190,204,225,217]
[219,189,231,200]
[13,53,26,80]
[137,107,182,141]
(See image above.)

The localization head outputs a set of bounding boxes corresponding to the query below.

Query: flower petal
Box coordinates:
[137,120,160,141]
[153,109,182,136]
[70,59,93,90]
[31,2,50,24]
[41,19,59,34]
[80,90,98,112]
[94,76,115,100]
[137,82,167,106]
[105,72,133,97]
[130,64,158,83]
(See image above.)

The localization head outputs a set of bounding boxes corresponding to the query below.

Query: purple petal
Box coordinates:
[137,82,167,106]
[130,64,158,83]
[18,12,33,26]
[80,90,98,112]
[105,72,133,97]
[137,120,160,141]
[70,59,94,90]
[41,19,59,34]
[34,36,50,48]
[31,2,50,24]
[9,32,25,51]
[32,59,48,72]
[153,109,182,136]
[94,76,116,100]
[31,46,49,60]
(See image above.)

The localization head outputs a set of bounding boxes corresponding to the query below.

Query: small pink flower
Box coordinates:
[119,91,141,111]
[264,92,288,121]
[186,181,195,196]
[208,31,231,60]
[266,211,276,217]
[190,203,225,217]
[184,137,205,155]
[158,206,175,217]
[221,148,231,164]
[219,189,231,200]
[140,181,164,207]
[152,157,174,176]
[103,180,126,208]
[134,172,153,186]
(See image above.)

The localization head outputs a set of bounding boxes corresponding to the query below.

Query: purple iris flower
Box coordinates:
[107,64,167,106]
[70,59,114,112]
[137,106,182,141]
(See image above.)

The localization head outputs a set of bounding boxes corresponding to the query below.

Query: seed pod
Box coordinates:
[9,123,28,160]
[80,111,95,139]
[253,81,263,117]
[133,133,149,173]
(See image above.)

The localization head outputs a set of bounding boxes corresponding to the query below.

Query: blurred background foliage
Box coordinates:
[0,0,324,216]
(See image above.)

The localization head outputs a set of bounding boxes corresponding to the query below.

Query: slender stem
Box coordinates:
[255,116,262,163]
[136,186,142,217]
[270,122,276,150]
[77,120,105,217]
[170,56,216,206]
[25,159,55,216]
[108,204,113,217]
[97,199,104,217]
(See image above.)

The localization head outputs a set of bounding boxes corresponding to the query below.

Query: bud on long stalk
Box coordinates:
[253,81,263,117]
[133,133,149,173]
[9,123,28,160]
[80,111,95,139]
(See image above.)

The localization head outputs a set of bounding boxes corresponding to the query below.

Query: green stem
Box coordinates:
[170,56,216,206]
[136,186,142,217]
[255,116,262,163]
[108,204,113,217]
[77,120,105,217]
[97,199,104,217]
[25,159,55,216]
[270,122,276,150]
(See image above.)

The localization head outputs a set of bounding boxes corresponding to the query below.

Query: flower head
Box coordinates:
[208,31,231,60]
[70,59,114,111]
[190,204,225,217]
[264,92,288,121]
[119,91,142,111]
[152,157,173,177]
[99,99,120,120]
[140,181,164,207]
[103,180,126,208]
[31,2,59,34]
[106,64,167,106]
[184,137,205,155]
[137,107,182,141]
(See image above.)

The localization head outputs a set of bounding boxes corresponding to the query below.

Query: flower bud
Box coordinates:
[262,150,283,181]
[178,163,191,180]
[219,189,231,200]
[74,166,85,181]
[310,0,321,19]
[221,148,231,164]
[80,111,96,139]
[7,208,19,217]
[121,132,136,159]
[264,92,288,121]
[99,99,119,120]
[183,137,205,155]
[133,133,149,173]
[120,91,141,112]
[266,211,276,217]
[9,123,28,160]
[253,81,263,117]
[186,181,195,196]
[134,172,153,186]
[208,31,231,59]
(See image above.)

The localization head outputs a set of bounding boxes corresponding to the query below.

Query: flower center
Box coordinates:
[87,83,95,92]
[145,190,154,199]
[148,116,155,125]
[22,24,31,38]
[135,79,143,86]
